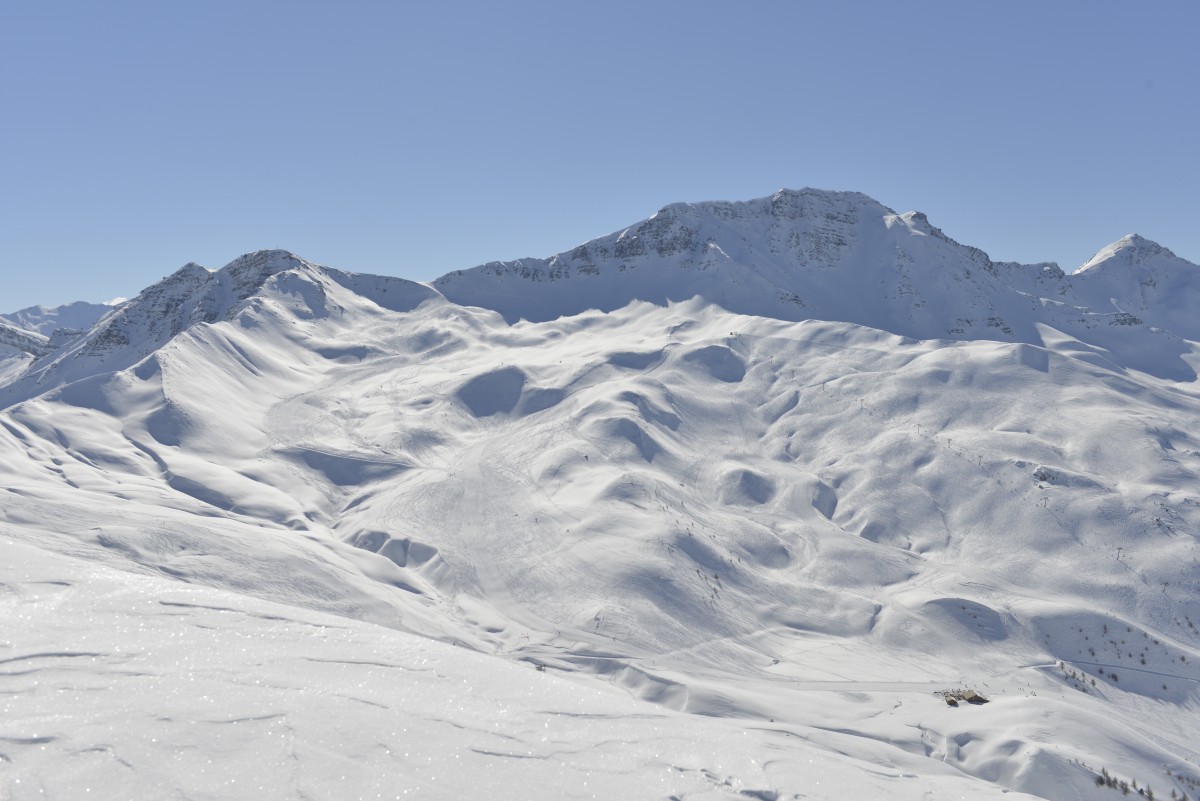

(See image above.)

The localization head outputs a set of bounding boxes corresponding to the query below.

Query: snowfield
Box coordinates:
[2,538,1040,801]
[2,189,1199,800]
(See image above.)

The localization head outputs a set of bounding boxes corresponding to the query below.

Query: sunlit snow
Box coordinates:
[3,189,1198,800]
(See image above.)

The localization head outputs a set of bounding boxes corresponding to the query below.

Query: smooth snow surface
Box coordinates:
[3,189,1200,800]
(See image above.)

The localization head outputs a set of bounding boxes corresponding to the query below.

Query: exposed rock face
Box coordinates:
[0,321,51,358]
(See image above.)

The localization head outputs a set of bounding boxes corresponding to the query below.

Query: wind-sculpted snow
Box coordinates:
[3,190,1200,800]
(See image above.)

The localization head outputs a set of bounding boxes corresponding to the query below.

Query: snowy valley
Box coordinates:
[2,189,1199,800]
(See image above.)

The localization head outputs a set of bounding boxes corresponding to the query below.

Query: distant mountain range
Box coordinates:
[7,188,1197,402]
[1,299,115,337]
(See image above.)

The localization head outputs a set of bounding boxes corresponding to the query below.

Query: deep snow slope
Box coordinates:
[4,190,1200,800]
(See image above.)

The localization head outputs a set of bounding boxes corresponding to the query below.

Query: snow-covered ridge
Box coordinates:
[1069,233,1200,339]
[1,299,116,337]
[6,189,1198,406]
[433,187,1200,349]
[1076,233,1179,274]
[0,319,51,357]
[0,251,307,405]
[0,249,440,407]
[81,249,311,352]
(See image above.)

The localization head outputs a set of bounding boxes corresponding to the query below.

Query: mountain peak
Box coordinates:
[771,186,883,205]
[3,250,323,398]
[1075,233,1179,274]
[1067,231,1200,339]
[223,248,309,272]
[434,188,1002,334]
[97,249,321,341]
[897,210,935,234]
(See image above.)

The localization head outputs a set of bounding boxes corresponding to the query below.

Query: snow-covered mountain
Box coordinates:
[0,319,50,356]
[4,189,1200,801]
[1071,233,1200,339]
[1,300,116,385]
[0,320,51,386]
[435,188,1195,380]
[432,189,1182,336]
[436,189,1043,333]
[0,249,440,408]
[1,298,116,336]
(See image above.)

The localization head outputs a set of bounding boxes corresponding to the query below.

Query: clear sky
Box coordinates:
[2,0,1197,311]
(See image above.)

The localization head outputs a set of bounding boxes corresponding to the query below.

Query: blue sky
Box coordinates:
[2,1,1197,310]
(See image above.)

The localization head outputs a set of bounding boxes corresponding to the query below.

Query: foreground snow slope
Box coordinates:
[3,538,1042,801]
[3,190,1200,800]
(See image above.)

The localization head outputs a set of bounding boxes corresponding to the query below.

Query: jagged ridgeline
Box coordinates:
[2,188,1200,801]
